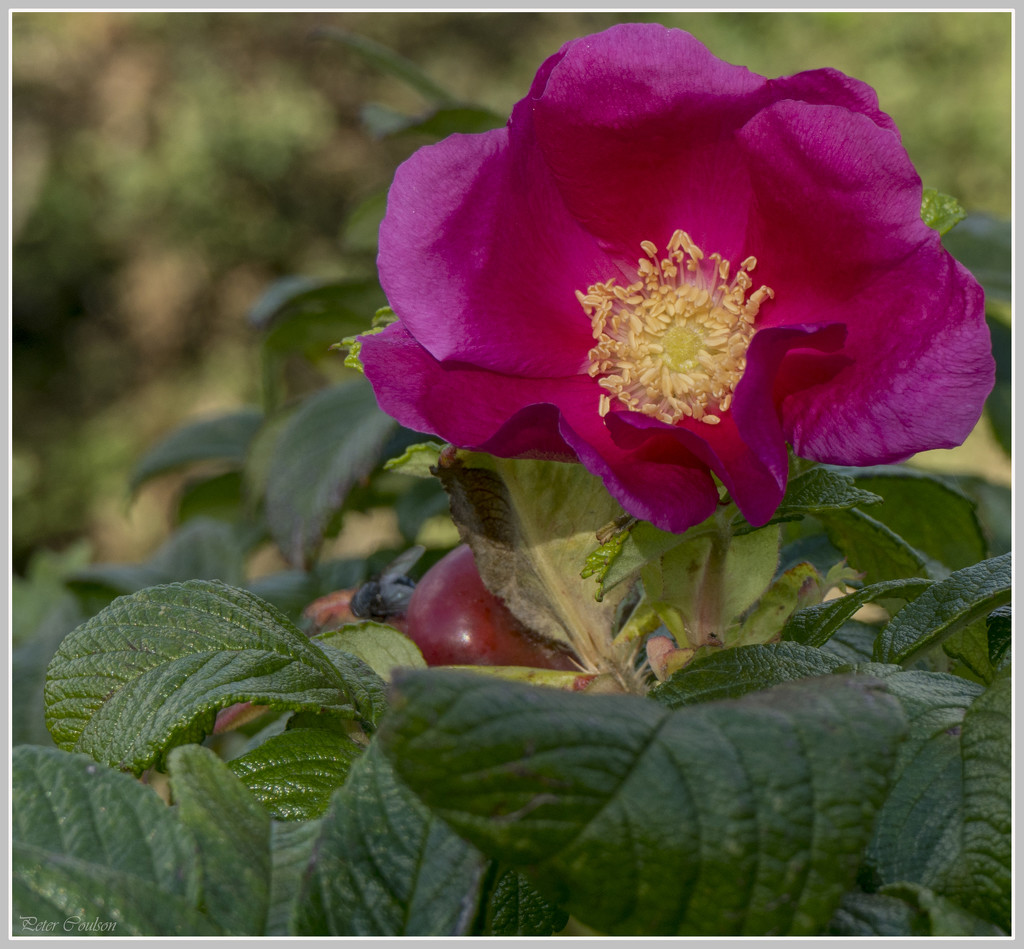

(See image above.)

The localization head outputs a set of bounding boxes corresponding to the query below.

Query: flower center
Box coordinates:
[578,229,774,425]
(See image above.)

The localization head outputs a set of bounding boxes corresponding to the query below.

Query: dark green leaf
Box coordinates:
[263,380,396,567]
[175,470,247,525]
[227,726,365,821]
[13,596,84,747]
[783,577,933,649]
[953,675,1011,929]
[252,277,386,359]
[481,867,569,936]
[380,669,906,935]
[874,553,1011,665]
[129,408,263,494]
[986,605,1011,666]
[860,670,983,890]
[957,477,1011,555]
[985,314,1011,454]
[339,188,388,253]
[920,187,967,235]
[267,819,322,936]
[13,540,91,645]
[367,104,506,139]
[649,641,846,709]
[817,507,937,582]
[293,740,488,935]
[829,885,1004,936]
[835,466,988,571]
[819,620,880,663]
[12,745,218,936]
[68,517,251,610]
[45,580,382,772]
[168,744,272,935]
[943,618,998,685]
[942,213,1011,303]
[735,465,881,533]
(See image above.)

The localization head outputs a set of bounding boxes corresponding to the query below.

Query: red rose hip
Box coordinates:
[405,544,578,669]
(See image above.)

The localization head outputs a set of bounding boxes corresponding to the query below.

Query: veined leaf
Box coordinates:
[292,741,488,936]
[782,576,934,649]
[267,818,322,936]
[227,726,365,821]
[817,507,938,582]
[12,745,218,936]
[380,668,906,935]
[953,675,1011,929]
[45,580,383,773]
[480,867,569,936]
[829,465,988,571]
[857,669,984,891]
[650,641,847,708]
[829,885,1005,936]
[168,744,272,935]
[733,464,881,533]
[874,554,1011,665]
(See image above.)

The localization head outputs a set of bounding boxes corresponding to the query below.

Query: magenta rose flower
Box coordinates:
[360,23,994,534]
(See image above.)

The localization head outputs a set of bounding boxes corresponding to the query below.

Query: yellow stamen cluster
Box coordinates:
[579,229,774,425]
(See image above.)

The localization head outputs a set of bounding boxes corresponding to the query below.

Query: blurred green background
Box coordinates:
[12,10,1012,574]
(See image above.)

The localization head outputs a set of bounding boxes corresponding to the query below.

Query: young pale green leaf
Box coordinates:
[645,520,781,648]
[45,580,381,773]
[730,560,821,647]
[267,818,322,936]
[817,507,938,582]
[649,641,847,709]
[921,187,967,235]
[783,576,933,649]
[380,668,907,936]
[829,885,1005,936]
[129,408,263,494]
[292,740,489,936]
[481,867,569,936]
[315,621,427,680]
[263,380,397,567]
[382,438,446,478]
[227,726,365,821]
[952,675,1011,930]
[585,517,687,596]
[434,451,631,675]
[858,670,984,891]
[830,466,988,571]
[12,745,219,936]
[874,553,1011,665]
[168,744,272,935]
